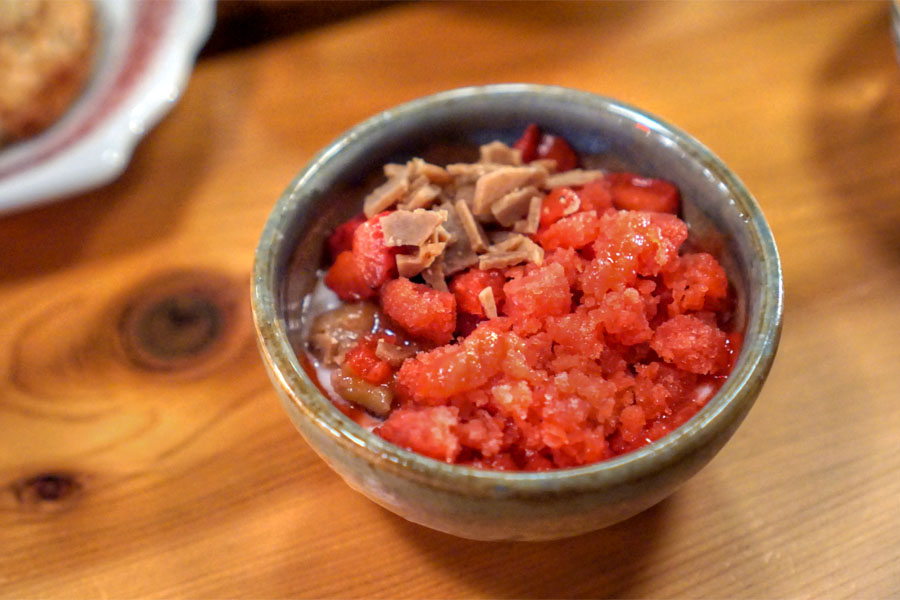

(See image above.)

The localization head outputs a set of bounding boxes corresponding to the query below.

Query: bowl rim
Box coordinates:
[252,83,783,496]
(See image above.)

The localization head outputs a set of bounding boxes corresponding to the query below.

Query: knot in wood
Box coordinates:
[118,271,243,372]
[134,295,221,359]
[11,473,82,510]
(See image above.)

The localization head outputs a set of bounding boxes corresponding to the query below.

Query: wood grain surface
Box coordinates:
[3,2,900,598]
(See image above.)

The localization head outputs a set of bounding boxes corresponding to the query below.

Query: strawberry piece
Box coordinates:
[576,178,613,212]
[536,134,578,171]
[343,338,393,385]
[540,187,581,228]
[324,251,375,301]
[352,213,398,288]
[512,123,541,162]
[381,278,457,345]
[326,213,366,261]
[608,172,680,214]
[449,268,506,317]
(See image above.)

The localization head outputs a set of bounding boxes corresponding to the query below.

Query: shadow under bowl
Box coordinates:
[251,84,783,541]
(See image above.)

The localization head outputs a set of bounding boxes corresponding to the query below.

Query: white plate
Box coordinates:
[0,0,215,215]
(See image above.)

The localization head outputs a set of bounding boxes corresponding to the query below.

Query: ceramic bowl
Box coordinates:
[251,84,783,541]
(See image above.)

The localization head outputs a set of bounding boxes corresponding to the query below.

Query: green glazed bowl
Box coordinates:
[251,84,783,541]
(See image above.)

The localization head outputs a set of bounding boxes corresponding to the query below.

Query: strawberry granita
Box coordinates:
[304,125,741,471]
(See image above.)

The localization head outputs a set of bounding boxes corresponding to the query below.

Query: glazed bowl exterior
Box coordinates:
[251,84,782,541]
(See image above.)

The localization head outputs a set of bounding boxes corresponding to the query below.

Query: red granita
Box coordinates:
[535,210,605,251]
[395,322,509,403]
[307,125,740,471]
[651,314,729,375]
[579,210,688,298]
[377,406,461,462]
[502,262,572,334]
[662,252,729,316]
[381,278,456,345]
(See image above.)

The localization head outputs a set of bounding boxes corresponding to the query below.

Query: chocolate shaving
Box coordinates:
[409,157,453,185]
[472,166,547,217]
[488,232,528,251]
[437,202,479,276]
[422,259,449,292]
[455,199,489,252]
[491,185,541,227]
[404,182,442,210]
[478,287,498,319]
[364,172,409,217]
[395,240,447,278]
[544,169,606,188]
[479,141,523,166]
[357,139,564,292]
[381,208,446,247]
[480,235,544,269]
[531,159,558,173]
[446,162,499,184]
[479,251,532,270]
[513,195,542,234]
[375,338,419,367]
[517,237,545,265]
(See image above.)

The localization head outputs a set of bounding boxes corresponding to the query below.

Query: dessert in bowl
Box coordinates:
[252,84,782,540]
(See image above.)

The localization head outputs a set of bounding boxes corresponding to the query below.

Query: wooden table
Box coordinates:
[3,2,900,597]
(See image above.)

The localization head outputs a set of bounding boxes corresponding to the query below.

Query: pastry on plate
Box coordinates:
[0,0,97,145]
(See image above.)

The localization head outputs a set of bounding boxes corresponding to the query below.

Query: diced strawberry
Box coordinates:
[536,134,578,171]
[343,339,393,385]
[576,178,614,212]
[540,187,581,228]
[608,172,680,214]
[326,213,366,261]
[381,278,456,345]
[352,213,398,288]
[449,268,506,317]
[512,123,541,163]
[324,251,375,301]
[514,124,579,171]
